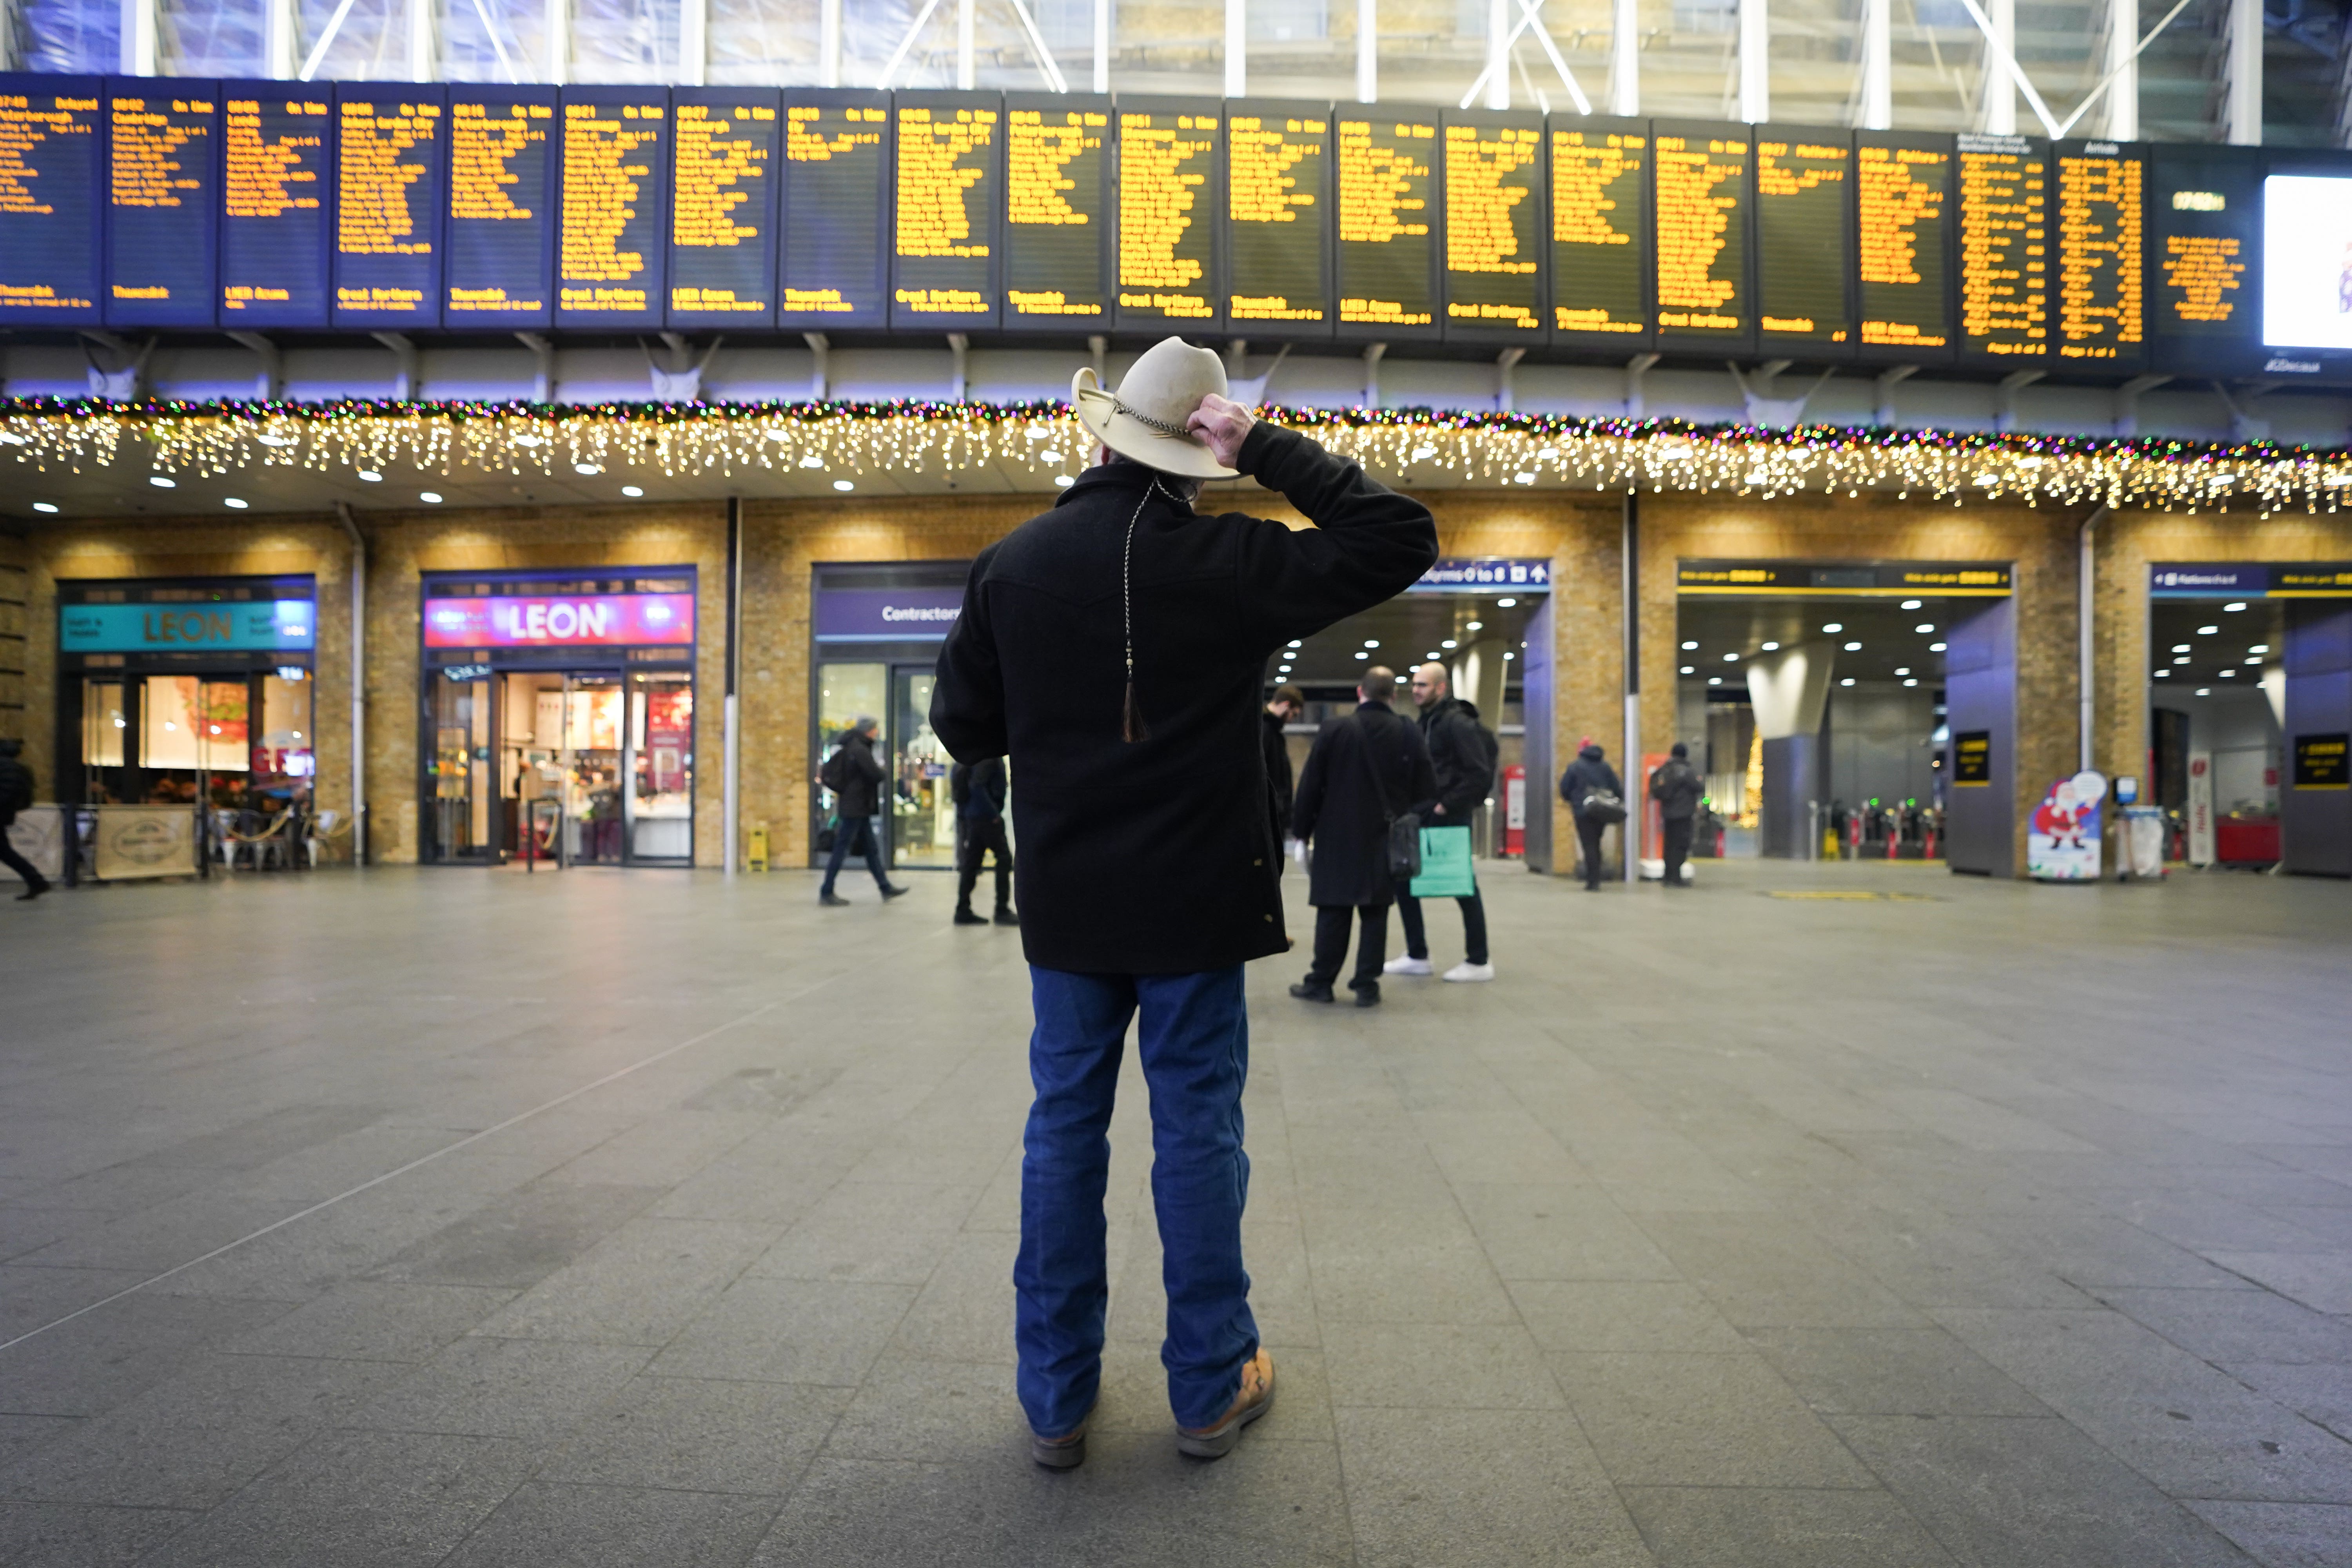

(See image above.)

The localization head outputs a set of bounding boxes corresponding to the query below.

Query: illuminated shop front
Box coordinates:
[419,569,698,868]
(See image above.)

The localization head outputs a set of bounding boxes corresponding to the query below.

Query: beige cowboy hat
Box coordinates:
[1071,336,1240,482]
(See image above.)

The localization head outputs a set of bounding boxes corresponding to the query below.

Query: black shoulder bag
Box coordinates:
[1355,713,1423,882]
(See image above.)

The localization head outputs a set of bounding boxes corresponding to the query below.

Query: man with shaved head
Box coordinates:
[1387,662,1497,982]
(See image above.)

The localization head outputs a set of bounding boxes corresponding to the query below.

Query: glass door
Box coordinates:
[627,669,693,863]
[889,665,957,870]
[564,673,626,865]
[813,662,887,863]
[428,669,492,862]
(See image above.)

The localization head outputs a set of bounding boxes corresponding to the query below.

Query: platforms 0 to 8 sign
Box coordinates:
[1004,94,1110,327]
[1116,98,1220,332]
[0,79,104,325]
[1227,102,1330,337]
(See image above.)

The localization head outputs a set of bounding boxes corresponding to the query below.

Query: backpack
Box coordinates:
[0,761,31,815]
[818,745,851,793]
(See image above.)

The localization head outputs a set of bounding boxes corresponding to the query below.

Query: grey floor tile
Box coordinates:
[223,1279,516,1362]
[346,1336,648,1442]
[1338,1406,1649,1568]
[650,1277,918,1383]
[2183,1501,2352,1568]
[1510,1281,1750,1354]
[1322,1321,1565,1409]
[820,1356,1024,1463]
[1301,1205,1519,1325]
[1622,1486,1958,1568]
[0,1415,76,1470]
[2227,1363,2352,1441]
[0,1501,201,1566]
[886,1231,1019,1363]
[2207,1253,2352,1316]
[0,1292,298,1419]
[440,1481,780,1567]
[363,1181,667,1289]
[746,1183,984,1284]
[469,1217,780,1345]
[541,1376,851,1494]
[2099,1287,2352,1367]
[1550,1352,1878,1488]
[1639,1214,1933,1329]
[746,1456,1076,1568]
[1742,1327,2051,1416]
[1452,1183,1680,1282]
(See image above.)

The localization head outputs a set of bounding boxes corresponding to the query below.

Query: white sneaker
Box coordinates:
[1442,962,1495,983]
[1383,955,1434,976]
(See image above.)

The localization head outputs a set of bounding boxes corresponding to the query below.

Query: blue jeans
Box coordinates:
[1017,965,1258,1437]
[820,814,886,893]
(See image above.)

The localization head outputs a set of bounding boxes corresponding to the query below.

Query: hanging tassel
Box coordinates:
[1123,679,1149,744]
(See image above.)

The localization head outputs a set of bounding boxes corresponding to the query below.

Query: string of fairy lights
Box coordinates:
[4,397,2351,515]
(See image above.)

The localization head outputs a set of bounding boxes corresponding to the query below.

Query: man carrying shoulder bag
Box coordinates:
[1289,666,1437,1007]
[1560,741,1625,892]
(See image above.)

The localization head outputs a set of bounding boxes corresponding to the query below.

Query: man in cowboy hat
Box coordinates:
[932,337,1436,1468]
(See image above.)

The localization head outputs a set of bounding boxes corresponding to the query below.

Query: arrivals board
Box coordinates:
[1855,131,1953,362]
[1956,131,2049,362]
[2053,138,2143,365]
[1439,108,1544,343]
[2147,143,2257,375]
[1753,129,1849,351]
[0,76,105,326]
[1336,111,1439,340]
[891,91,1000,331]
[1652,121,1749,347]
[778,89,889,330]
[668,87,780,327]
[335,86,444,329]
[105,80,218,328]
[1227,100,1330,336]
[1003,93,1111,328]
[219,85,331,327]
[443,85,551,327]
[1116,96,1221,332]
[557,87,670,330]
[1548,115,1649,348]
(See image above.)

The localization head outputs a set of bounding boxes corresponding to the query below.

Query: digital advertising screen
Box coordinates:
[2261,172,2352,353]
[1226,100,1330,337]
[668,86,779,327]
[442,87,552,327]
[334,85,445,329]
[1548,115,1649,348]
[557,87,671,330]
[779,89,890,330]
[1003,93,1111,328]
[2147,145,2256,372]
[1439,108,1544,343]
[219,85,332,328]
[1855,131,1953,362]
[1754,129,1850,351]
[1956,131,2049,361]
[1651,120,1750,348]
[0,76,105,326]
[1116,97,1221,333]
[1335,111,1441,341]
[2053,138,2143,365]
[891,91,1001,331]
[105,79,220,327]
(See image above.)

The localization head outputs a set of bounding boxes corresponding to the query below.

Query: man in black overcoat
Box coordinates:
[1287,667,1438,1006]
[930,337,1436,1469]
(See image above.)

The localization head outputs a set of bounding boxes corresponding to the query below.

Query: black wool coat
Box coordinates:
[1261,709,1296,839]
[1292,700,1438,909]
[1416,695,1496,824]
[929,424,1439,974]
[828,729,884,819]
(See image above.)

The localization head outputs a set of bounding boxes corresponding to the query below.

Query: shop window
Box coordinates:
[82,681,127,769]
[630,671,694,860]
[142,677,250,773]
[257,671,315,783]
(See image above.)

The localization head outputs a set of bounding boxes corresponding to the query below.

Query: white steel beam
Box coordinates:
[1739,0,1768,122]
[1610,0,1637,113]
[1857,0,1890,128]
[267,0,296,76]
[679,0,706,84]
[1487,0,1510,107]
[122,0,158,73]
[409,0,437,81]
[1979,0,2014,133]
[546,0,568,83]
[2103,0,2136,137]
[958,0,976,89]
[1226,0,1246,98]
[1005,0,1070,91]
[2225,0,2261,143]
[1358,0,1376,100]
[822,0,843,86]
[1095,0,1110,92]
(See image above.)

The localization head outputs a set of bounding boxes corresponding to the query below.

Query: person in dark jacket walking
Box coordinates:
[1649,741,1704,887]
[950,755,1017,926]
[1289,667,1438,1007]
[930,337,1436,1470]
[0,739,48,900]
[1261,683,1303,846]
[1560,741,1622,891]
[1387,663,1495,981]
[818,718,907,906]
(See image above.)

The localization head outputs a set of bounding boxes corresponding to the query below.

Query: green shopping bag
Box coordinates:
[1409,824,1477,899]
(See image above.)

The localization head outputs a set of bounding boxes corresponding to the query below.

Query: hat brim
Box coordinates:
[1071,368,1240,482]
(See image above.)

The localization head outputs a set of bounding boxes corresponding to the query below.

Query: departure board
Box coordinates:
[1754,130,1849,350]
[558,87,670,330]
[1854,131,1953,362]
[1652,121,1749,346]
[1956,132,2049,361]
[1440,108,1543,343]
[335,85,444,329]
[1227,100,1330,337]
[2147,143,2258,375]
[891,91,1000,331]
[445,86,551,327]
[1336,112,1439,341]
[668,87,779,327]
[2053,138,2142,365]
[1004,93,1110,327]
[105,80,219,328]
[1116,96,1220,332]
[220,84,332,327]
[779,89,890,331]
[1548,115,1649,348]
[0,76,104,326]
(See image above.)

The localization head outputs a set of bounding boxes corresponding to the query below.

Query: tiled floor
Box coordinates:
[1,857,2348,1565]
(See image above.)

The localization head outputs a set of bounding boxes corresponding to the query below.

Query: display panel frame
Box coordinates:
[555,84,672,332]
[2145,142,2259,379]
[2255,145,2352,385]
[778,87,892,332]
[104,76,221,329]
[0,74,107,328]
[1852,128,1956,368]
[1439,106,1546,347]
[216,81,334,329]
[1650,118,1754,354]
[331,83,446,331]
[440,83,552,330]
[1753,124,1853,358]
[1546,113,1651,352]
[1955,130,2052,367]
[2051,136,2145,371]
[1002,91,1113,332]
[1114,94,1224,335]
[1334,106,1443,345]
[667,85,781,330]
[1225,97,1333,341]
[889,89,1003,333]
